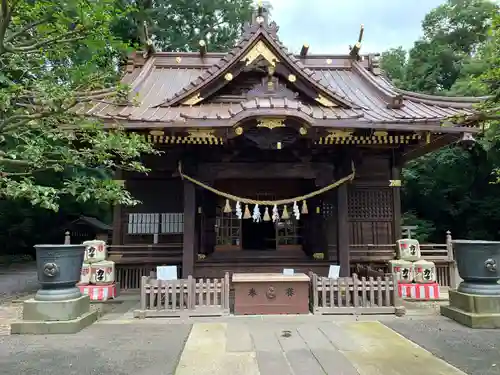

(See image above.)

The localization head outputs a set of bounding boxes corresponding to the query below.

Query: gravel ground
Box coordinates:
[384,317,500,375]
[0,263,38,302]
[0,323,192,375]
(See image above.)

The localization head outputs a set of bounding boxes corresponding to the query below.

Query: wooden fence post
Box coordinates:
[139,276,147,316]
[223,272,230,311]
[446,230,461,289]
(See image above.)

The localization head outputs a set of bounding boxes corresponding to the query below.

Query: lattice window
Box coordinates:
[127,213,184,234]
[160,213,184,234]
[277,217,301,245]
[348,188,393,220]
[215,207,241,246]
[322,202,336,218]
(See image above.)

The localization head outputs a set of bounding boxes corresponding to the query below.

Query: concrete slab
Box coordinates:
[255,351,292,375]
[175,323,260,375]
[0,323,191,375]
[297,325,360,375]
[337,321,467,375]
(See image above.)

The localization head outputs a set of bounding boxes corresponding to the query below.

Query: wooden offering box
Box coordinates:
[232,273,310,315]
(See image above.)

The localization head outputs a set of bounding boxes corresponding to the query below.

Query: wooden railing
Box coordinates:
[349,231,458,288]
[309,273,403,315]
[134,273,230,318]
[107,244,182,264]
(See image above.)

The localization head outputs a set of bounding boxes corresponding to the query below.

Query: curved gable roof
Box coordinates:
[156,25,358,109]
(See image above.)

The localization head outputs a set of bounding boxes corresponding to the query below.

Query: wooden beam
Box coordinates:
[391,154,402,242]
[337,171,349,276]
[197,162,335,180]
[182,180,196,278]
[112,168,123,246]
[300,44,309,57]
[198,40,207,57]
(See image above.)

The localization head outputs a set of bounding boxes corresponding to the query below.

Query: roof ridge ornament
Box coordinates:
[349,24,364,61]
[243,1,278,36]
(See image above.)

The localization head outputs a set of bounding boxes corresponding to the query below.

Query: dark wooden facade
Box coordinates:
[88,8,483,284]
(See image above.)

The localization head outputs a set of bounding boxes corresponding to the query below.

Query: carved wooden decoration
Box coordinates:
[182,93,203,106]
[315,94,336,107]
[257,118,285,130]
[187,129,216,138]
[241,40,279,67]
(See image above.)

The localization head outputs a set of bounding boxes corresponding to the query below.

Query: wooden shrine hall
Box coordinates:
[85,6,484,286]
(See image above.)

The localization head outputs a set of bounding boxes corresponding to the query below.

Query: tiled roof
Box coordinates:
[82,15,485,129]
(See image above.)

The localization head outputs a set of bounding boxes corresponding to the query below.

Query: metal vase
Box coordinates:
[452,240,500,295]
[34,244,86,301]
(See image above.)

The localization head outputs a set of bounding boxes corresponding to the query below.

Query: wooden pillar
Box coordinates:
[337,182,349,277]
[112,168,123,245]
[391,159,402,242]
[182,180,196,278]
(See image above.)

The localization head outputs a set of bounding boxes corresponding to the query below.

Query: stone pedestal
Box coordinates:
[10,295,98,334]
[440,290,500,328]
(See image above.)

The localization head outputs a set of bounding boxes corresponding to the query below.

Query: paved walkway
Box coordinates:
[174,321,467,375]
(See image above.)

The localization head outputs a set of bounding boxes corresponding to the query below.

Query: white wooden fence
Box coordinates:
[134,273,230,318]
[310,273,404,315]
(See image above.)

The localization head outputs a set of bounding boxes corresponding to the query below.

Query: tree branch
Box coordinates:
[4,16,51,43]
[4,31,86,53]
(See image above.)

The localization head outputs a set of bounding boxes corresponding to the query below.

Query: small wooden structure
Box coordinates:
[63,216,112,244]
[232,273,310,314]
[134,273,230,318]
[86,6,482,287]
[310,273,402,315]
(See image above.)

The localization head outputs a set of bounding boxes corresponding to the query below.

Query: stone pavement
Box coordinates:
[174,320,467,375]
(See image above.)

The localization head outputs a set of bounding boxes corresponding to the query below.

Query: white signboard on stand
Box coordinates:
[328,265,340,279]
[156,266,178,280]
[283,268,295,276]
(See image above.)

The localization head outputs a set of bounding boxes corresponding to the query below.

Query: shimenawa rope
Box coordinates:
[177,161,355,205]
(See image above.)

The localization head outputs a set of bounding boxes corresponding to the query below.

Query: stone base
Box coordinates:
[10,310,98,334]
[23,295,90,321]
[10,295,98,335]
[440,289,500,329]
[440,305,500,328]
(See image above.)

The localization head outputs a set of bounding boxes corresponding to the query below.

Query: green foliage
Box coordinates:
[0,0,158,211]
[401,211,434,243]
[380,0,500,241]
[380,47,407,88]
[113,0,254,52]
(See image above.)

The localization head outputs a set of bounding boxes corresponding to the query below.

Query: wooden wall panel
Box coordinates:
[125,178,183,213]
[348,151,394,245]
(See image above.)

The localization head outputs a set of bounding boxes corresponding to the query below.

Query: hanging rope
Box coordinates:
[177,161,356,206]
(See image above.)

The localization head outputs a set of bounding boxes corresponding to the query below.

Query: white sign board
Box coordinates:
[156,266,178,280]
[282,268,295,276]
[328,265,340,279]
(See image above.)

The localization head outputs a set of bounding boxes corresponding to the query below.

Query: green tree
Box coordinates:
[403,0,498,94]
[0,0,157,211]
[380,47,407,88]
[113,0,254,52]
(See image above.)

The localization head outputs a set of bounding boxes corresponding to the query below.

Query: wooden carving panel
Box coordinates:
[347,188,393,220]
[348,187,393,244]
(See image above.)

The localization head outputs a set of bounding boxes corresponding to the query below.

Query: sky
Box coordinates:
[266,0,447,54]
